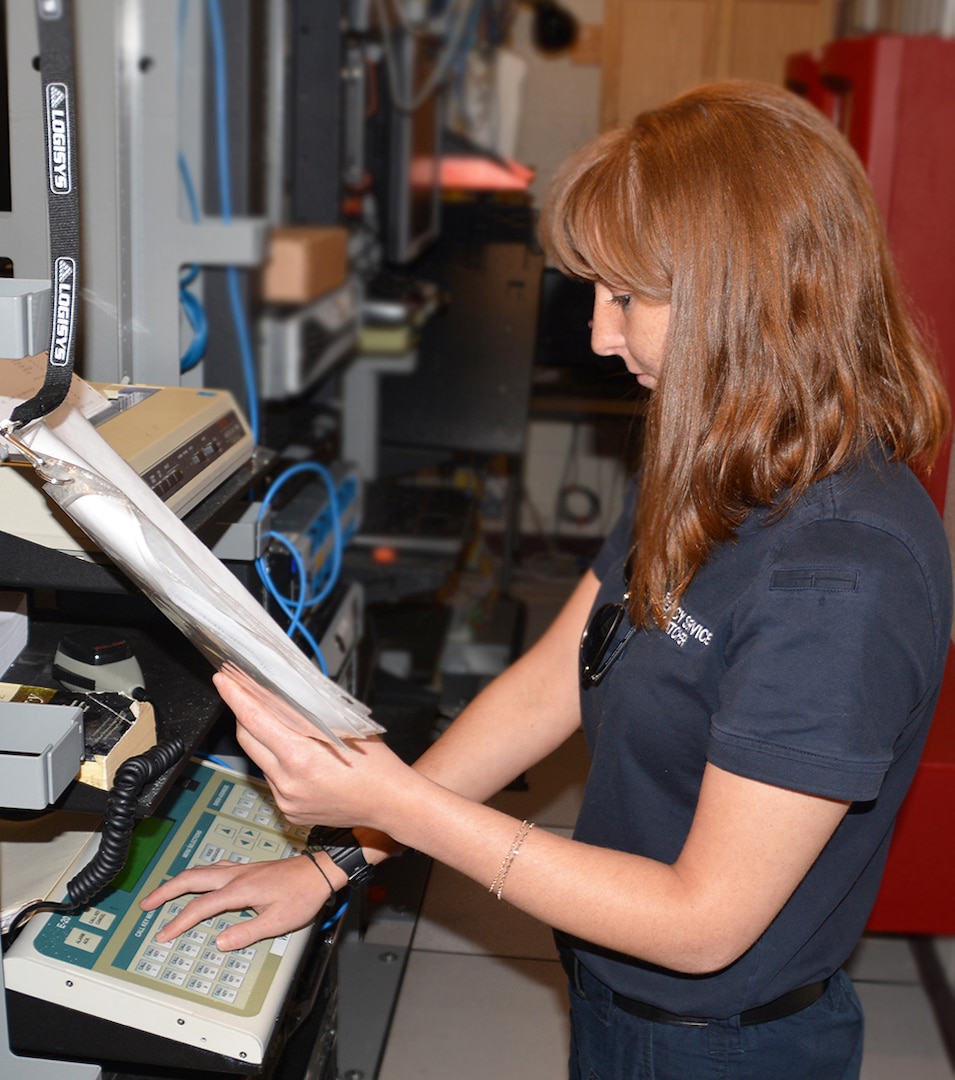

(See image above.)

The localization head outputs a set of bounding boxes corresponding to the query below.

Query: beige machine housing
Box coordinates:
[0,382,253,558]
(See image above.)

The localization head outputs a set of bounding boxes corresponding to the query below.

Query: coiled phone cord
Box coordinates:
[65,738,186,906]
[2,737,185,944]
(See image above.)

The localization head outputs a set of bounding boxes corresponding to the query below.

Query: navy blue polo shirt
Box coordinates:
[568,450,952,1018]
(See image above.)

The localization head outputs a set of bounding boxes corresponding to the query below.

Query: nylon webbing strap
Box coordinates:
[9,0,80,429]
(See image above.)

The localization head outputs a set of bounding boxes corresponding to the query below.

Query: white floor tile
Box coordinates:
[858,980,954,1078]
[489,728,589,830]
[377,951,570,1080]
[937,938,955,984]
[411,830,572,960]
[848,933,924,983]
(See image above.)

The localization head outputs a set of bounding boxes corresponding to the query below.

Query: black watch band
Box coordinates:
[306,826,374,887]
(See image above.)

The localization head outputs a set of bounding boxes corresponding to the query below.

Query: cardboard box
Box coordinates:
[261,226,349,304]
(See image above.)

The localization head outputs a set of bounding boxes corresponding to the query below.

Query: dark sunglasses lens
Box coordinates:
[580,602,625,684]
[624,549,634,585]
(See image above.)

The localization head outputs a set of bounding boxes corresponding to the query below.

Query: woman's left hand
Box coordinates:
[214,671,409,829]
[140,855,335,951]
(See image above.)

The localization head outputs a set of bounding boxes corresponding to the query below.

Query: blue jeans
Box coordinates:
[565,956,865,1080]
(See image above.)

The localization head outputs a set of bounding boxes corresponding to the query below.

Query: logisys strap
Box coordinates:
[8,0,80,430]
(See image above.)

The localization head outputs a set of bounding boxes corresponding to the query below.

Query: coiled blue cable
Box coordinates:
[255,461,346,673]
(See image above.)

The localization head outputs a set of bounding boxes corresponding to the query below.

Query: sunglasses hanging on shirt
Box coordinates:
[579,549,637,688]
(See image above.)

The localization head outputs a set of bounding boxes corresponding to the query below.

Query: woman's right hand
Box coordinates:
[139,853,337,952]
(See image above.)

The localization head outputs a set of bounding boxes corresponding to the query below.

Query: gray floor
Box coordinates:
[344,565,955,1080]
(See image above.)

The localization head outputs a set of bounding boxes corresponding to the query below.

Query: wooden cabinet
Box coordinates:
[600,0,837,129]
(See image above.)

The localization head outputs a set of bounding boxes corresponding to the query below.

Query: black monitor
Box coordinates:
[535,268,596,368]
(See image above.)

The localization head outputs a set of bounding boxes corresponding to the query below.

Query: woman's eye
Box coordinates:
[609,293,631,309]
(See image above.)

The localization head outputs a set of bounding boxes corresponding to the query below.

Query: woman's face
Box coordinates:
[590,282,670,390]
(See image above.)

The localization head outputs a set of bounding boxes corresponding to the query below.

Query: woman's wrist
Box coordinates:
[300,829,396,908]
[352,826,403,867]
[298,849,348,906]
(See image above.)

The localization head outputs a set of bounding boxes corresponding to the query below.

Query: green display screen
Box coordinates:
[110,816,175,893]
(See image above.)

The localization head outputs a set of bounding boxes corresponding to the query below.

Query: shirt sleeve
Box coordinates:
[707,516,942,802]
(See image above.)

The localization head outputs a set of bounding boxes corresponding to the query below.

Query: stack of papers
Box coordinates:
[1,813,99,933]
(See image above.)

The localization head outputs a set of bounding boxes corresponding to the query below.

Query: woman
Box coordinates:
[144,81,952,1079]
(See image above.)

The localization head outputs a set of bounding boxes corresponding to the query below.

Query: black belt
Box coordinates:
[611,977,830,1028]
[559,944,829,1029]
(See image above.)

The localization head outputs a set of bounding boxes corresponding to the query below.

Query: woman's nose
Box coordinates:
[590,301,623,357]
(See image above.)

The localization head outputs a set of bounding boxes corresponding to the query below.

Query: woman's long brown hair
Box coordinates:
[540,80,950,629]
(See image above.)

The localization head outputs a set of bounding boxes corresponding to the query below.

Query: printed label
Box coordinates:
[51,257,76,366]
[47,82,72,193]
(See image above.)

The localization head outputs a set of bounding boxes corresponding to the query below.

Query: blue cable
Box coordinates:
[259,530,329,674]
[206,0,260,443]
[178,286,208,372]
[174,3,210,376]
[319,893,350,931]
[258,462,345,606]
[176,43,208,374]
[254,462,347,671]
[206,0,231,220]
[196,753,234,770]
[225,266,259,440]
[178,148,202,224]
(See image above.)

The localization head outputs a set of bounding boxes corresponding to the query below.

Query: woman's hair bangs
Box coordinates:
[540,129,667,299]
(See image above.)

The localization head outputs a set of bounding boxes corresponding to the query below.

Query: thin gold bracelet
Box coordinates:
[488,820,535,901]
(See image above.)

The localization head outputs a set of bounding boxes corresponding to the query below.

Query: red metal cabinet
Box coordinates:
[787,35,955,935]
